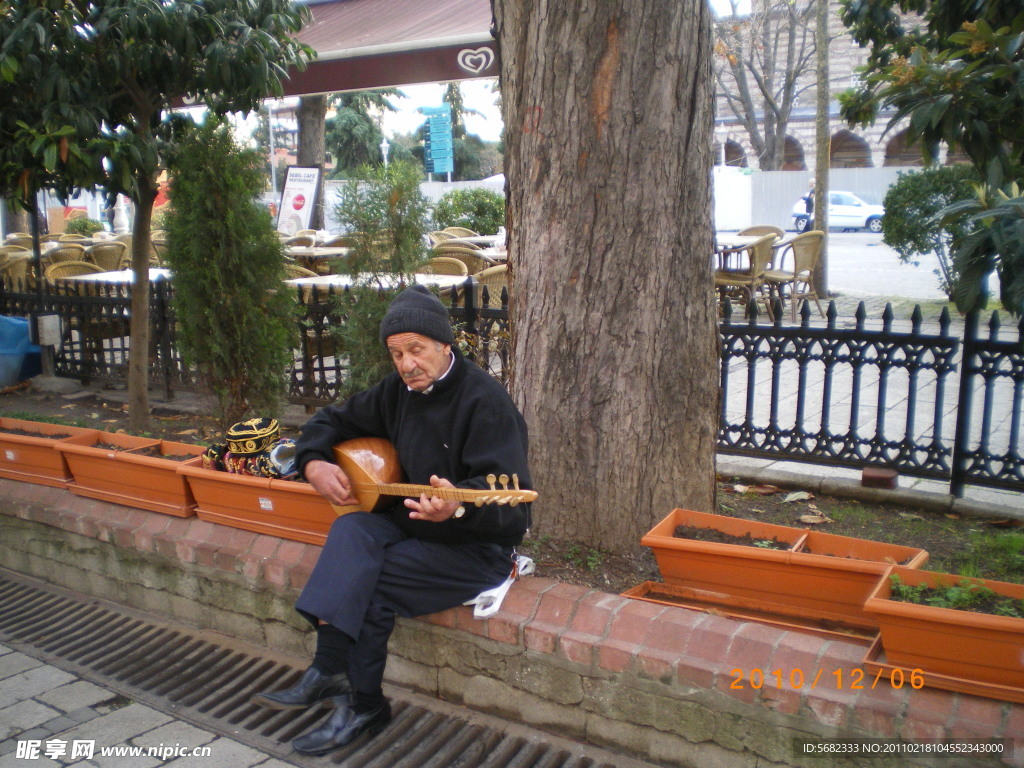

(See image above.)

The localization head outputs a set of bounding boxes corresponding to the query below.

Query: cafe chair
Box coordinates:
[45,244,88,265]
[44,260,105,286]
[433,244,489,274]
[442,226,479,238]
[85,242,128,271]
[0,245,29,261]
[284,235,315,247]
[5,235,34,250]
[0,254,35,286]
[763,230,826,322]
[714,232,777,320]
[283,263,318,279]
[474,264,508,303]
[428,230,458,245]
[418,257,468,276]
[59,233,90,242]
[738,225,785,239]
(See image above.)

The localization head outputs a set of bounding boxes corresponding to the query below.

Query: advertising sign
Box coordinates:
[421,105,454,176]
[276,166,321,235]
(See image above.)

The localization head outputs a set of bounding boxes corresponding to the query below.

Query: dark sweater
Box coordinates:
[294,347,532,547]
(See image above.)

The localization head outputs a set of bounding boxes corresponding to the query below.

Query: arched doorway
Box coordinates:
[718,139,747,167]
[831,130,872,168]
[782,136,805,170]
[884,130,925,166]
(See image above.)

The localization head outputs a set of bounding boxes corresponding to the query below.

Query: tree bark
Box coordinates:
[127,174,157,433]
[495,0,719,551]
[296,95,328,229]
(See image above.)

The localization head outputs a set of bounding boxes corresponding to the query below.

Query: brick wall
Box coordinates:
[0,480,1020,768]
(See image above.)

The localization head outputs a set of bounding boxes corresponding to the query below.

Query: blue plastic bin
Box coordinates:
[0,316,40,387]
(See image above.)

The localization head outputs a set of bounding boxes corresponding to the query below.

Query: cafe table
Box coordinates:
[285,273,466,291]
[285,246,350,271]
[441,235,504,248]
[69,268,172,283]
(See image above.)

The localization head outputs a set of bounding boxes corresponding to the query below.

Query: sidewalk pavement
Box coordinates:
[0,644,292,768]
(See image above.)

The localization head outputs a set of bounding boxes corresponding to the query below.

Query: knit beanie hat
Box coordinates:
[379,284,455,345]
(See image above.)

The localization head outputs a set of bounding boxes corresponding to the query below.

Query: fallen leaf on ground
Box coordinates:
[176,429,198,436]
[986,519,1023,528]
[61,404,76,409]
[746,484,783,495]
[782,491,814,503]
[897,512,924,521]
[798,513,834,524]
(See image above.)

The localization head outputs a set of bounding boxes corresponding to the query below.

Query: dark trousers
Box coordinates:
[295,511,513,696]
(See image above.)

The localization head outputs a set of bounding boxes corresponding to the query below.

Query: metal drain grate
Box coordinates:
[0,571,661,768]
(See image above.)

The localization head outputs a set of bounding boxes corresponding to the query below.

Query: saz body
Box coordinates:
[330,437,536,515]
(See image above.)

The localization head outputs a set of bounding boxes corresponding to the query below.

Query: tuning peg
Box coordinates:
[512,474,520,490]
[486,473,497,490]
[499,473,509,490]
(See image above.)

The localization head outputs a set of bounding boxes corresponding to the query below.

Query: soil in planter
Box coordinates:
[673,525,790,550]
[801,545,918,565]
[889,574,1024,618]
[130,446,195,461]
[1,428,74,439]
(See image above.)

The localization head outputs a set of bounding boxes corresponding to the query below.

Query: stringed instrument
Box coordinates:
[330,437,537,515]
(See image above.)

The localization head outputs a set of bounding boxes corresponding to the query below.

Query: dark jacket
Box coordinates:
[295,347,532,547]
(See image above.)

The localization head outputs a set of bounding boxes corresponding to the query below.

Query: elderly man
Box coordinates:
[253,285,532,756]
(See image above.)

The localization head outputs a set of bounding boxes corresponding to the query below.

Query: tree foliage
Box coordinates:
[840,0,1024,315]
[325,89,403,178]
[881,165,978,298]
[433,188,506,235]
[331,160,432,399]
[163,118,295,429]
[0,1,313,429]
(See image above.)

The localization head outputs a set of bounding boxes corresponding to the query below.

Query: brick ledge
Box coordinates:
[1,480,1020,767]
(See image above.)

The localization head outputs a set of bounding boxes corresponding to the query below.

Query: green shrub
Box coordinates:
[332,159,433,399]
[882,165,979,299]
[433,188,505,235]
[65,216,104,235]
[164,117,295,429]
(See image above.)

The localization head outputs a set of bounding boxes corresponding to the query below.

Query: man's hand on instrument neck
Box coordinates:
[405,475,462,522]
[305,459,359,507]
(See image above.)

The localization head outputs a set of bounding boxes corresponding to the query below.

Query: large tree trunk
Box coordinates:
[495,0,719,552]
[296,95,328,229]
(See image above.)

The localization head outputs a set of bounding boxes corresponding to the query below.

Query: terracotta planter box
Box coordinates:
[640,509,927,630]
[56,432,205,517]
[0,418,99,488]
[863,565,1024,700]
[178,463,336,545]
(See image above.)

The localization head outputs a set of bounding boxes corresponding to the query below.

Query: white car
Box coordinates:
[791,190,884,233]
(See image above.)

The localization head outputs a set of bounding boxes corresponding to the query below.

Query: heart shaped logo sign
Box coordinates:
[457,47,495,75]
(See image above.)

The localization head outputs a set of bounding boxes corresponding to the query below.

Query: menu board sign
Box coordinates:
[276,167,321,235]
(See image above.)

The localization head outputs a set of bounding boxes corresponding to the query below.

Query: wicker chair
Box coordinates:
[58,233,90,242]
[283,263,319,279]
[0,254,34,285]
[763,230,826,321]
[419,257,469,276]
[284,235,315,247]
[0,245,30,261]
[714,232,778,319]
[474,264,508,299]
[45,244,88,265]
[442,226,479,238]
[428,230,458,245]
[433,244,489,274]
[85,242,128,271]
[44,260,105,286]
[5,235,34,250]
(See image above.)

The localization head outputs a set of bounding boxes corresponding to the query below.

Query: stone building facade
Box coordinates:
[712,1,956,172]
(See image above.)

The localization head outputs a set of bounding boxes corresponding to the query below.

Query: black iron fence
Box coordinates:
[0,278,1019,498]
[719,300,1024,498]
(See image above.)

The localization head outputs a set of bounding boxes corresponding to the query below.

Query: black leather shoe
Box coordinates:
[292,698,391,755]
[250,667,351,710]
